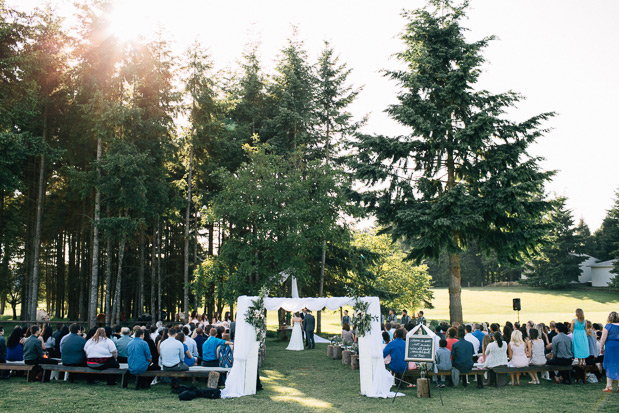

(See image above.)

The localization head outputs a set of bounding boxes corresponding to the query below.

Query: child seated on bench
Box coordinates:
[434,339,451,388]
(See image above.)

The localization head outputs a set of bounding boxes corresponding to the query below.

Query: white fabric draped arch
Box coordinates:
[221,296,403,399]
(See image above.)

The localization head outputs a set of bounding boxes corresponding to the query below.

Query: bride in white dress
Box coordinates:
[286,313,305,351]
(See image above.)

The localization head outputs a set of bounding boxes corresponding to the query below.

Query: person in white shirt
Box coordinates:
[84,328,119,384]
[159,328,188,371]
[464,325,480,354]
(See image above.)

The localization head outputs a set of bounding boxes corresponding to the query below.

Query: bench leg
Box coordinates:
[477,375,483,389]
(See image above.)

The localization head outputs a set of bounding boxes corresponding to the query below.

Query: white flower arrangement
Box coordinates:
[351,299,377,338]
[245,286,269,342]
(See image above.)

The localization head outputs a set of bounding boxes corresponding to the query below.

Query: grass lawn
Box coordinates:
[423,287,619,325]
[0,337,616,412]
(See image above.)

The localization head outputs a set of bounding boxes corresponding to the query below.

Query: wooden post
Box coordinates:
[342,350,352,365]
[327,345,334,357]
[351,354,359,370]
[332,346,342,360]
[417,378,430,398]
[207,371,220,388]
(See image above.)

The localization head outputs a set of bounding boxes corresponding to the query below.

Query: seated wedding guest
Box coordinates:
[194,327,207,362]
[41,324,55,353]
[546,322,573,384]
[142,330,159,368]
[477,334,492,364]
[115,327,132,363]
[0,327,8,379]
[382,332,391,364]
[61,324,87,367]
[382,328,407,375]
[484,332,508,368]
[127,329,160,389]
[150,326,159,343]
[23,326,58,367]
[202,328,233,367]
[503,325,513,344]
[527,328,546,384]
[446,327,458,351]
[160,328,188,371]
[435,325,446,341]
[507,330,529,385]
[85,328,119,385]
[464,325,480,354]
[388,323,396,340]
[182,326,199,359]
[472,324,485,351]
[342,323,354,344]
[176,332,195,367]
[451,327,474,387]
[6,326,25,361]
[434,339,452,388]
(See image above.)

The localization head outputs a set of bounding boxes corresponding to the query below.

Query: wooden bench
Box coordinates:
[403,368,487,389]
[489,365,576,387]
[40,364,128,384]
[0,362,37,382]
[131,366,231,389]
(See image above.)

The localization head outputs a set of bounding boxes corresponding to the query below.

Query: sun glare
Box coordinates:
[107,0,162,43]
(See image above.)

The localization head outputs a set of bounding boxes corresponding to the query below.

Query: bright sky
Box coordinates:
[11,0,619,231]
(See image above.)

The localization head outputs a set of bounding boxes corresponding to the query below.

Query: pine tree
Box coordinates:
[348,1,554,323]
[522,198,587,288]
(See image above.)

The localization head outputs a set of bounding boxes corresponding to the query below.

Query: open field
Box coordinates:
[0,337,616,413]
[423,287,619,325]
[3,287,618,336]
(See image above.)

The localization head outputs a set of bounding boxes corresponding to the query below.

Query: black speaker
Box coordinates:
[513,298,521,311]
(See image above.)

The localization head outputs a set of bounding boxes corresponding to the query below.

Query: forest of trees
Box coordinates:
[1,0,617,327]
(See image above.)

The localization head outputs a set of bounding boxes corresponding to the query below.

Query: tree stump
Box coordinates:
[342,350,352,365]
[332,346,342,360]
[207,371,220,388]
[416,378,430,398]
[327,345,334,358]
[350,354,359,370]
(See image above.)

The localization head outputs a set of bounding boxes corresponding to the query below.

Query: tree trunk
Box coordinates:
[104,236,113,325]
[30,104,48,320]
[446,147,463,324]
[183,145,193,319]
[89,136,102,328]
[317,239,326,333]
[449,251,463,324]
[157,218,162,322]
[151,222,157,321]
[137,231,145,317]
[112,237,126,326]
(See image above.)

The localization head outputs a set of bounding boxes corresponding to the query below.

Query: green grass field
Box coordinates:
[263,287,619,336]
[0,337,616,412]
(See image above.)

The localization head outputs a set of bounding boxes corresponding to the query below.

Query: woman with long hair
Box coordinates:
[41,323,54,352]
[508,330,529,385]
[6,326,25,361]
[528,329,545,384]
[84,328,119,384]
[571,308,589,367]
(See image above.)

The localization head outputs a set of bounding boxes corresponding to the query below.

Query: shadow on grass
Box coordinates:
[465,286,619,304]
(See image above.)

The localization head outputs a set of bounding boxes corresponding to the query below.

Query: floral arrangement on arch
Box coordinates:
[351,298,378,338]
[245,286,269,342]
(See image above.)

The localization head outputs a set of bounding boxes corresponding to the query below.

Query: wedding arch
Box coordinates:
[221,295,402,399]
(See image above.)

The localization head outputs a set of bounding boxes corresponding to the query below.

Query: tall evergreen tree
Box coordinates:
[262,32,316,156]
[592,191,619,262]
[522,198,587,288]
[348,0,554,323]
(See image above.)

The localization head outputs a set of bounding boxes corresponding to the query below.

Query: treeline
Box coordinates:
[0,1,433,327]
[427,194,619,289]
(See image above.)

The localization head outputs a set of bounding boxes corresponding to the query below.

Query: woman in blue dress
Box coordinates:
[601,311,619,393]
[571,308,589,366]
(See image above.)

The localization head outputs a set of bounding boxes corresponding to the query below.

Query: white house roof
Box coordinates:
[590,259,616,268]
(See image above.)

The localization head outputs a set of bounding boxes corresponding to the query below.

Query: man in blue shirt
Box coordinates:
[127,329,160,389]
[194,327,207,363]
[61,324,86,366]
[115,327,132,363]
[382,328,407,374]
[472,324,485,353]
[202,328,233,367]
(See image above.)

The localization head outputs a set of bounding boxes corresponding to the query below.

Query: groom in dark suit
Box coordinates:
[303,310,315,349]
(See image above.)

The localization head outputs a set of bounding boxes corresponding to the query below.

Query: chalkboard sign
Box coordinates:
[405,334,435,362]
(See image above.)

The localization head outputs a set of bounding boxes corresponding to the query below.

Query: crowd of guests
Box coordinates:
[0,310,235,388]
[378,308,619,392]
